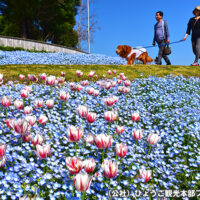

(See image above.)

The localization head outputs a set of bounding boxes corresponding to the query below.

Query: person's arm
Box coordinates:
[183,19,192,40]
[164,21,170,43]
[153,25,156,45]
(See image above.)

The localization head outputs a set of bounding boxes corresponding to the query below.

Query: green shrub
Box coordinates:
[0,45,52,53]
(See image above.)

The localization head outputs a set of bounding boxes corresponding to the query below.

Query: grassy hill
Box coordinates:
[0,64,200,83]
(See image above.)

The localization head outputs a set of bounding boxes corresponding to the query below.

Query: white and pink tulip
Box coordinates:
[73,173,92,192]
[115,143,128,158]
[76,70,83,77]
[40,73,47,80]
[20,89,29,98]
[38,115,48,124]
[104,111,117,122]
[89,71,95,78]
[46,76,56,86]
[139,169,152,182]
[94,134,113,149]
[83,158,96,173]
[66,156,83,175]
[116,126,124,134]
[102,159,118,179]
[148,133,160,145]
[14,119,31,135]
[46,99,54,108]
[132,129,143,140]
[60,91,70,101]
[77,105,89,118]
[86,112,97,123]
[22,133,32,143]
[35,144,51,159]
[14,99,24,110]
[131,112,140,122]
[34,99,43,108]
[0,156,7,168]
[24,106,33,115]
[25,115,36,126]
[6,118,14,129]
[0,143,7,157]
[31,133,44,146]
[84,134,95,144]
[1,96,11,108]
[19,74,25,80]
[67,126,84,142]
[86,87,94,95]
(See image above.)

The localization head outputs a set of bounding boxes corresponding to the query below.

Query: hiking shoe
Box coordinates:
[191,62,199,66]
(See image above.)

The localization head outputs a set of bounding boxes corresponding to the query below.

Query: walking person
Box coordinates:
[153,11,171,65]
[183,6,200,66]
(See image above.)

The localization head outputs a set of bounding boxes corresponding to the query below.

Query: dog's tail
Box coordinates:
[146,55,154,63]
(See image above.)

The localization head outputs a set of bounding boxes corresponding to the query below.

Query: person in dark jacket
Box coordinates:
[153,11,171,65]
[183,6,200,66]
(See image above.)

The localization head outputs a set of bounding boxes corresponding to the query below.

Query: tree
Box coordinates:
[76,0,100,51]
[0,0,81,47]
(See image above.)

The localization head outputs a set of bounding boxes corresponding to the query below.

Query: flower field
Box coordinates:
[0,67,199,200]
[0,51,126,65]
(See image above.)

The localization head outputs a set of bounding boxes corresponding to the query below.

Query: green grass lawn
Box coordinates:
[0,64,200,83]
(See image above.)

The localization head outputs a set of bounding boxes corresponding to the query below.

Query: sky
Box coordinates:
[85,0,200,65]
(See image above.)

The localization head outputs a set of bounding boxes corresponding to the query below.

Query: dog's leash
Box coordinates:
[133,39,184,49]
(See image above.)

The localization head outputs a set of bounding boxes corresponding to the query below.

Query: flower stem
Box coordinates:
[73,184,75,197]
[148,145,152,155]
[43,159,47,174]
[34,185,37,200]
[75,143,77,156]
[102,149,105,163]
[6,108,7,119]
[82,136,85,158]
[118,159,122,186]
[62,101,64,110]
[81,192,85,200]
[109,180,111,200]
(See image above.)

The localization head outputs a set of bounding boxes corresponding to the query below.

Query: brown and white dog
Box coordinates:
[116,45,154,65]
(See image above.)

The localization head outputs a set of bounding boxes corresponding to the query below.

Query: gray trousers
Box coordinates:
[157,40,171,65]
[192,37,200,63]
